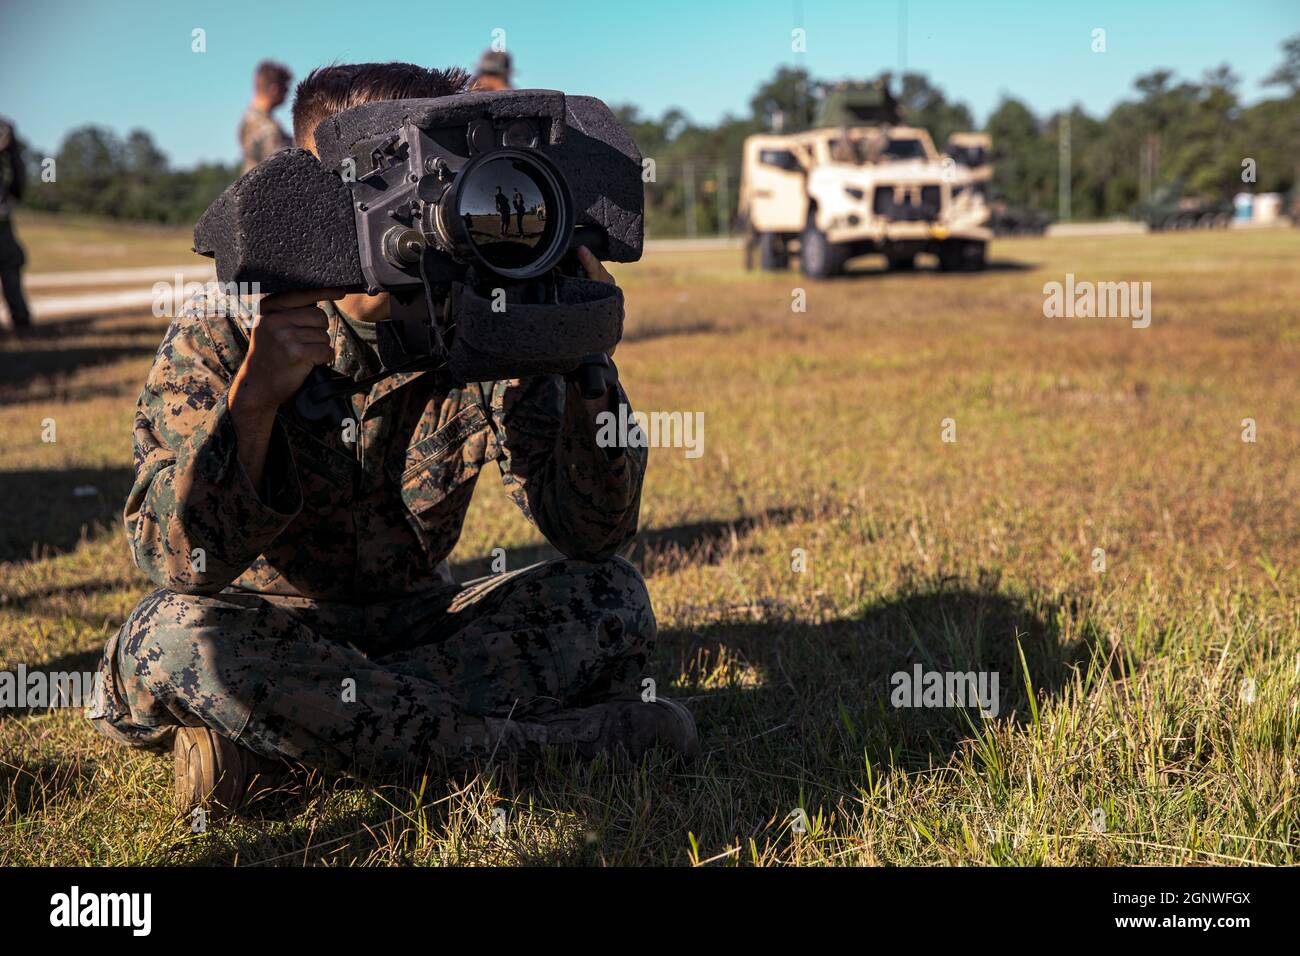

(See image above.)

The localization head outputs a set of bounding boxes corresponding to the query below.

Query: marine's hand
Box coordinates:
[576,246,616,286]
[228,288,344,491]
[231,289,344,413]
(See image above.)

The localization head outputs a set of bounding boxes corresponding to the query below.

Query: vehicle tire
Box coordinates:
[886,254,916,271]
[937,241,963,271]
[759,232,789,271]
[800,220,845,278]
[938,240,986,272]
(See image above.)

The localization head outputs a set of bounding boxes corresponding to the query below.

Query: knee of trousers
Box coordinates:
[116,588,214,672]
[109,588,277,729]
[548,555,658,652]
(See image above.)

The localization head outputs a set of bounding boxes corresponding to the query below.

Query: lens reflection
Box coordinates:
[457,156,553,271]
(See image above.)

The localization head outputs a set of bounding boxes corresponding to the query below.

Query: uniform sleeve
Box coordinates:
[490,375,646,561]
[242,116,290,168]
[125,307,303,593]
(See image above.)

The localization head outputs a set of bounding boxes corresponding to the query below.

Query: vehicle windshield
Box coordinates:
[883,138,926,161]
[828,139,869,164]
[953,146,988,167]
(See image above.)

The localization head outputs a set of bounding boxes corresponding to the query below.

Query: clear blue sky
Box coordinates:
[2,0,1296,167]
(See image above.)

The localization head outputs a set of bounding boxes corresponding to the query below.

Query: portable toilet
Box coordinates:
[1254,193,1282,223]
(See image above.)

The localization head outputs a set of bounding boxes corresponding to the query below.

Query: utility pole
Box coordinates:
[1139,141,1149,205]
[898,0,908,75]
[1147,133,1160,198]
[1058,113,1071,223]
[684,161,697,240]
[716,163,730,237]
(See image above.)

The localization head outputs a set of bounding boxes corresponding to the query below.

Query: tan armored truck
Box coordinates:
[739,81,992,277]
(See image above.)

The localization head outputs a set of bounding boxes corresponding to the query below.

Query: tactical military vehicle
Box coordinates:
[739,81,991,277]
[1134,180,1233,231]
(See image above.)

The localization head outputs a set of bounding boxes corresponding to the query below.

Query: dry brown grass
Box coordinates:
[1,224,1297,864]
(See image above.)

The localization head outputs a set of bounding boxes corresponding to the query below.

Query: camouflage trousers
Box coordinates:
[87,558,655,773]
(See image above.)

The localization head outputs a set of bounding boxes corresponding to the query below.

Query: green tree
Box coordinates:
[895,72,975,147]
[53,126,127,217]
[1263,34,1300,93]
[985,97,1052,210]
[750,66,816,132]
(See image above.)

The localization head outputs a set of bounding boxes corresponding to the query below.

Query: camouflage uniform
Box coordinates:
[0,116,31,329]
[87,285,653,774]
[238,107,292,173]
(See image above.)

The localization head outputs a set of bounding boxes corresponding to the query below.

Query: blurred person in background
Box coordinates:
[0,115,31,333]
[471,49,512,91]
[239,60,293,173]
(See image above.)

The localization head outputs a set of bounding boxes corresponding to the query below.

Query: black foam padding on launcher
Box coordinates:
[192,148,363,295]
[447,274,625,380]
[559,95,644,263]
[312,89,571,165]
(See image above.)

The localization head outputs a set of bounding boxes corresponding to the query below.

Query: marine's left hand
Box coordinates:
[571,246,621,417]
[576,245,616,286]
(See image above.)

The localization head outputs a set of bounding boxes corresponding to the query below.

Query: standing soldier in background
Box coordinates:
[470,50,512,91]
[0,116,32,332]
[513,187,526,236]
[495,185,512,235]
[239,60,293,173]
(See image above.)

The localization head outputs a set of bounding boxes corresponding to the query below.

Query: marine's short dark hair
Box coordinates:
[292,62,470,149]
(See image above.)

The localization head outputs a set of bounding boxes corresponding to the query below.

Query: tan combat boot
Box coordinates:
[173,726,293,817]
[485,697,699,762]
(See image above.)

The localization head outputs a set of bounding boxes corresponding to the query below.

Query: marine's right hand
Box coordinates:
[227,289,345,492]
[229,289,345,413]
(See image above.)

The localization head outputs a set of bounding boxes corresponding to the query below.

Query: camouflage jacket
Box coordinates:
[125,285,646,600]
[238,107,292,173]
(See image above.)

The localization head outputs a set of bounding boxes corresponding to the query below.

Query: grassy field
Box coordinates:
[12,212,207,273]
[1,219,1297,865]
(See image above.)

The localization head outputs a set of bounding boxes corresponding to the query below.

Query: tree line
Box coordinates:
[19,126,238,225]
[17,35,1299,235]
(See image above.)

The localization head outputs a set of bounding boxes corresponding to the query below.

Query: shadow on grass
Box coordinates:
[0,576,135,617]
[662,582,1106,775]
[0,344,156,395]
[0,755,97,820]
[829,256,1038,280]
[0,466,134,563]
[179,579,1105,865]
[622,319,719,344]
[15,510,1099,862]
[2,316,165,341]
[450,507,808,580]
